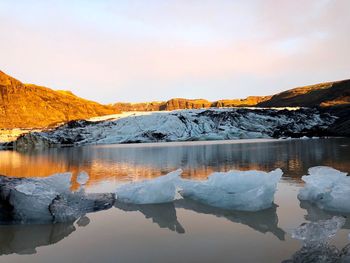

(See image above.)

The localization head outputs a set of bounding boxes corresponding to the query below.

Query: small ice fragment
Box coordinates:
[77,171,89,185]
[298,166,350,212]
[115,169,183,204]
[292,216,345,245]
[178,168,282,211]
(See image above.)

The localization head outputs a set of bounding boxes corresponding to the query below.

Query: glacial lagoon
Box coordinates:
[0,138,350,263]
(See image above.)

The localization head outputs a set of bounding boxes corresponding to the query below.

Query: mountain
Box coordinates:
[112,96,271,112]
[257,79,350,107]
[0,71,119,129]
[112,80,349,112]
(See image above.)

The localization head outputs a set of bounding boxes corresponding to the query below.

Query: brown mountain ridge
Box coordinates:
[0,70,349,130]
[0,71,119,129]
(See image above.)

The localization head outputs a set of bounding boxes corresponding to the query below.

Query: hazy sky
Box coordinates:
[1,0,349,103]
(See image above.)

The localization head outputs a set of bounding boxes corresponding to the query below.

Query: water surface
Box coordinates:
[0,138,349,263]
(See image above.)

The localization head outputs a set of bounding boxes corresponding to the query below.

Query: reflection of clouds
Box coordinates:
[0,220,82,255]
[175,199,285,241]
[0,139,349,188]
[115,201,185,234]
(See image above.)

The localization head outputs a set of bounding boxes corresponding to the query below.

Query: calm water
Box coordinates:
[0,138,350,263]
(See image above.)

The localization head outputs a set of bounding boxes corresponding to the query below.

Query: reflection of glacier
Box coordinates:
[115,202,185,234]
[0,219,82,255]
[175,199,285,240]
[0,139,349,184]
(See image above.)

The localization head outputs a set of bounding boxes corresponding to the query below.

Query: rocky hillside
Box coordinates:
[258,79,350,108]
[0,71,119,128]
[113,80,349,112]
[113,96,271,112]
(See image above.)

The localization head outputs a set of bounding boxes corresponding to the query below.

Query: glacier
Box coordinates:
[178,169,282,211]
[115,169,182,204]
[12,108,335,149]
[0,173,115,224]
[298,166,350,213]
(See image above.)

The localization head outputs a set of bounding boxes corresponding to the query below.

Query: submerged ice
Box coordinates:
[298,166,350,213]
[179,169,282,211]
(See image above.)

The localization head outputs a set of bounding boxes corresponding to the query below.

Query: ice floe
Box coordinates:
[115,169,182,204]
[0,173,115,224]
[178,169,282,211]
[298,166,350,213]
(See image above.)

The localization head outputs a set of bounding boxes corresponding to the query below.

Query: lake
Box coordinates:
[0,138,349,263]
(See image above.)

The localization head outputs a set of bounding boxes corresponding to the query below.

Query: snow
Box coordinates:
[115,169,182,204]
[178,169,282,211]
[298,166,350,212]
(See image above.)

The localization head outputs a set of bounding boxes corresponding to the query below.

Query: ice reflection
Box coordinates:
[115,202,185,234]
[175,199,285,240]
[0,219,84,255]
[300,201,350,230]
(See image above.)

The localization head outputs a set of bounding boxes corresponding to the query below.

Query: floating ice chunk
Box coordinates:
[298,166,350,212]
[50,193,115,223]
[283,217,347,262]
[115,169,182,204]
[178,169,282,211]
[0,173,115,224]
[77,171,89,185]
[0,173,72,222]
[292,216,345,245]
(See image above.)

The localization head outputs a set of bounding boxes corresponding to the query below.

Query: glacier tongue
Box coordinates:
[115,169,182,204]
[13,108,336,149]
[298,166,350,212]
[178,169,282,211]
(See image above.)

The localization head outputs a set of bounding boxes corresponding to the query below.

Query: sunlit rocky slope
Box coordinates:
[0,71,119,129]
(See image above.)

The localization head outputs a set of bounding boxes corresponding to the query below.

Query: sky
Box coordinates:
[0,0,349,103]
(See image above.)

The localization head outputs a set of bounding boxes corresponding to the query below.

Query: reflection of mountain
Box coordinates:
[115,202,185,234]
[300,201,350,229]
[0,139,349,188]
[0,220,82,255]
[175,199,285,241]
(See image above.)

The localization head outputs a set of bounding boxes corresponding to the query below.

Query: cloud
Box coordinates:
[0,0,349,102]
